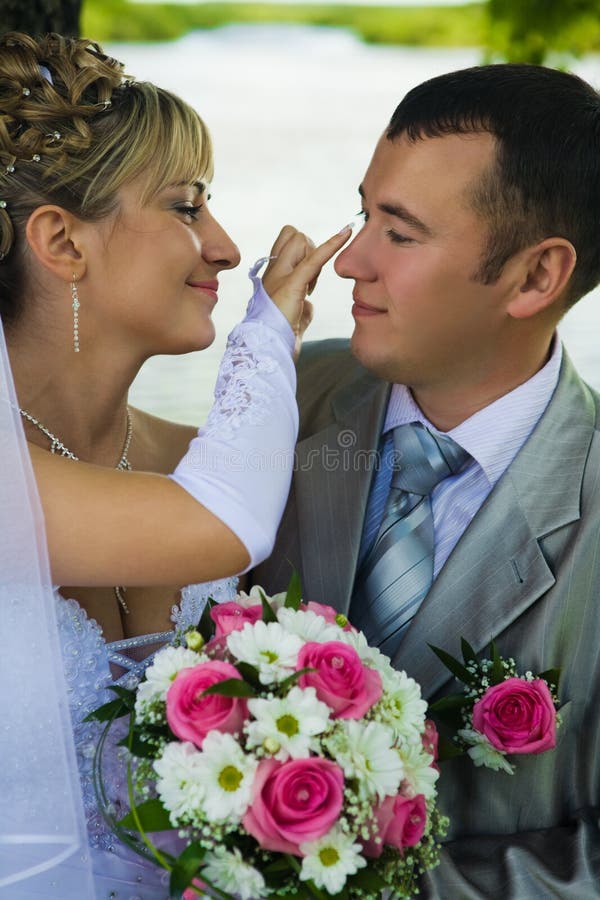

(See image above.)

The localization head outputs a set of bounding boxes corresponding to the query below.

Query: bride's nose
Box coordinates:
[202,212,241,270]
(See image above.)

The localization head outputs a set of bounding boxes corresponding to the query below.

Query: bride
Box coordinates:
[0,32,350,899]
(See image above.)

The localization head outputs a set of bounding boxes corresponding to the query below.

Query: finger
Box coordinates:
[269,225,299,259]
[267,231,313,276]
[285,226,353,289]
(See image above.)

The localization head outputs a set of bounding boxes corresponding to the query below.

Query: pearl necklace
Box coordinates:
[19,406,134,615]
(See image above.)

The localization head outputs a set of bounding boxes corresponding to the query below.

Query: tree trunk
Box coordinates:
[0,0,82,38]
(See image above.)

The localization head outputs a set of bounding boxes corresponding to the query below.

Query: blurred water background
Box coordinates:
[120,25,600,422]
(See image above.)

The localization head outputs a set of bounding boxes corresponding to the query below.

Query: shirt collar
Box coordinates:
[384,336,563,487]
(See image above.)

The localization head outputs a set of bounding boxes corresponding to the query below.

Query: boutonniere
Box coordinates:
[428,639,561,774]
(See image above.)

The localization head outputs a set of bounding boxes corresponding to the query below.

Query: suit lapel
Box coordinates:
[394,351,596,698]
[294,375,389,609]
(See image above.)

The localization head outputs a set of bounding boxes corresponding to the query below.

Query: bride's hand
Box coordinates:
[262,224,353,354]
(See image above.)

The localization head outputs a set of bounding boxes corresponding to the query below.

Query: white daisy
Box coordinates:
[458,728,515,774]
[135,645,204,715]
[376,670,428,742]
[338,629,396,683]
[300,826,366,895]
[153,741,205,824]
[226,620,303,684]
[329,720,404,801]
[276,607,343,644]
[193,731,258,822]
[247,686,332,759]
[398,741,440,800]
[202,845,267,900]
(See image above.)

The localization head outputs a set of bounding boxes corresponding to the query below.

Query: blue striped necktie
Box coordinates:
[350,422,470,656]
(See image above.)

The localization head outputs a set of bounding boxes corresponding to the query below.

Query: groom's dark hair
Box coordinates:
[387,64,600,306]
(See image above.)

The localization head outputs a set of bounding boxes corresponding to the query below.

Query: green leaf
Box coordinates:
[429,692,468,713]
[259,588,278,623]
[277,667,315,693]
[118,798,172,832]
[436,734,465,762]
[538,667,561,695]
[235,661,261,687]
[83,697,129,723]
[490,640,504,685]
[428,643,473,685]
[346,867,387,891]
[460,637,478,665]
[201,678,256,698]
[284,569,303,611]
[198,596,217,642]
[169,842,207,896]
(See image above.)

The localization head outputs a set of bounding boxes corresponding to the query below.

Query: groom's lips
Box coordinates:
[352,295,385,317]
[187,279,219,304]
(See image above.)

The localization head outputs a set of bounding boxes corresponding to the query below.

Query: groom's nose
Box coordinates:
[334,229,373,282]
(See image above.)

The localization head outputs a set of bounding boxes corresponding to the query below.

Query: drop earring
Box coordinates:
[71,275,80,352]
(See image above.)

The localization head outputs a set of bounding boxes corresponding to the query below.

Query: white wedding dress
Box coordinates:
[57,578,239,899]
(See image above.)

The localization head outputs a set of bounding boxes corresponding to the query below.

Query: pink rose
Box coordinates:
[302,601,354,631]
[210,602,263,638]
[422,718,439,769]
[297,641,382,718]
[183,880,206,899]
[166,660,248,748]
[472,677,557,755]
[243,757,344,855]
[362,793,427,858]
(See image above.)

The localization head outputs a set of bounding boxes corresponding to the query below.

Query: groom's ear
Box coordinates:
[25,205,88,280]
[506,237,577,320]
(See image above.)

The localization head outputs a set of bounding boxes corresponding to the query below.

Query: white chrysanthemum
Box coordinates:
[458,728,515,774]
[338,629,396,683]
[377,670,428,742]
[202,846,268,900]
[135,645,204,714]
[276,607,343,644]
[236,585,287,611]
[227,620,303,684]
[193,731,258,822]
[153,741,205,823]
[247,686,331,759]
[333,720,404,800]
[300,826,366,894]
[398,742,439,800]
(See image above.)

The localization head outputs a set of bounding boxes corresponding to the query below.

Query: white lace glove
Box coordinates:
[169,259,298,571]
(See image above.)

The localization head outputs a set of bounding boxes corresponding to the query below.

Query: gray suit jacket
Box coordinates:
[253,339,600,899]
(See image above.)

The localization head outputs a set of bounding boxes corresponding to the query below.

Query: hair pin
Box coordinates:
[46,131,61,143]
[22,87,30,97]
[0,200,7,208]
[32,154,41,162]
[5,165,15,174]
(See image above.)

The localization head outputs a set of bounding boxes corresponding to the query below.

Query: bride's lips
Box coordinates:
[352,295,385,317]
[186,279,219,303]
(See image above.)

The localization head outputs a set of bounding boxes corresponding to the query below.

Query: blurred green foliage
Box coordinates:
[82,1,486,46]
[487,0,600,63]
[81,0,600,63]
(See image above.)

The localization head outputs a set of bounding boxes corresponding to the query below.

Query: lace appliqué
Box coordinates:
[55,595,125,852]
[171,577,238,632]
[201,325,278,441]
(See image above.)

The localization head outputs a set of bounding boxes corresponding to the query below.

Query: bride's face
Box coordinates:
[86,172,240,356]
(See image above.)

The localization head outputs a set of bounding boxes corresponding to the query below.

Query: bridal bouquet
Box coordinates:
[91,578,446,899]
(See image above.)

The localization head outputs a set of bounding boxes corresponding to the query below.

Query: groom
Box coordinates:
[252,63,600,897]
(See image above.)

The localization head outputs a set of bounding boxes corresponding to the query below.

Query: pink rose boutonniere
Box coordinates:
[429,639,561,774]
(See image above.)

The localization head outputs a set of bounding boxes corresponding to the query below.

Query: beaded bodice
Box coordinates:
[56,578,238,852]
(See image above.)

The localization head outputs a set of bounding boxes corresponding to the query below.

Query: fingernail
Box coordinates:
[337,222,355,235]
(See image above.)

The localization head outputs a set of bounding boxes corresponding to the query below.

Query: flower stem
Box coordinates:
[284,854,330,900]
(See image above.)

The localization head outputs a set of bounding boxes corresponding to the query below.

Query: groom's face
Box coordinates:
[335,132,517,393]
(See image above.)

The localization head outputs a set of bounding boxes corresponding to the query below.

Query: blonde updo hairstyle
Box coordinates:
[0,32,213,325]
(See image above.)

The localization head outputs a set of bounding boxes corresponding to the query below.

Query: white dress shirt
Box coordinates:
[383,337,563,578]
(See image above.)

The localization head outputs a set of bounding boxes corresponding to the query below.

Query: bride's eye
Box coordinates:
[175,204,203,221]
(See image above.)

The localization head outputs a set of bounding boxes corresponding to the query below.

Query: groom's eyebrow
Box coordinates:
[358,183,433,237]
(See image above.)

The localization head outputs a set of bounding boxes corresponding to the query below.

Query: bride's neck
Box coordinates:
[7,319,144,466]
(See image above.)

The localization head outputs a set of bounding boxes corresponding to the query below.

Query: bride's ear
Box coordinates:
[25,205,87,281]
